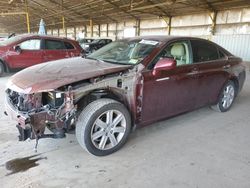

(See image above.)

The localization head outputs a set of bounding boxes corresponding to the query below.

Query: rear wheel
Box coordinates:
[211,80,236,112]
[76,99,131,156]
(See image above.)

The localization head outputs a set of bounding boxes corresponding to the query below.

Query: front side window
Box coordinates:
[19,39,41,50]
[191,40,219,63]
[87,39,159,65]
[149,41,191,69]
[45,40,66,50]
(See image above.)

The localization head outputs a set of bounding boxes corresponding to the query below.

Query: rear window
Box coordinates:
[64,42,75,49]
[191,40,219,63]
[45,40,66,50]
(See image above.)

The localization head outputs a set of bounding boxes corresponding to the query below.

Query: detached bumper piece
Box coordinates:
[16,124,66,141]
[16,125,32,141]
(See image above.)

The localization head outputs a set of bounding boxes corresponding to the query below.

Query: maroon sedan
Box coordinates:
[0,34,82,76]
[5,36,246,156]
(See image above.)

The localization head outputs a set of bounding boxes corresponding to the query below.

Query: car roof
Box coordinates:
[124,35,207,43]
[16,34,75,42]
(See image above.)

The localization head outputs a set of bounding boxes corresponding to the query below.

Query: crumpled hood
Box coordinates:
[8,57,131,94]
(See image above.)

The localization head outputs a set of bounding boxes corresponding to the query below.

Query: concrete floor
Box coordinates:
[0,72,250,188]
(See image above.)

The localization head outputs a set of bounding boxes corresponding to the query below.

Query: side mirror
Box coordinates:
[14,45,22,53]
[153,58,176,76]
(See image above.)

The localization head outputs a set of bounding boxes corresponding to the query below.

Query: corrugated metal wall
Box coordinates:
[212,35,250,61]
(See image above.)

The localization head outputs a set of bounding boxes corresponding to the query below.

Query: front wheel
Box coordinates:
[0,63,4,77]
[211,80,236,112]
[76,99,131,156]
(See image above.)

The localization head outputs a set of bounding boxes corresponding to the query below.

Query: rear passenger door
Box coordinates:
[64,41,79,57]
[190,40,229,107]
[43,39,68,62]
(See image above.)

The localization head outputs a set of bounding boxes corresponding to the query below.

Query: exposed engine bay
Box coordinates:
[5,87,76,142]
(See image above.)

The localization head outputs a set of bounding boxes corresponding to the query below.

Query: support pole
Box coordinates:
[25,0,30,33]
[98,24,101,37]
[167,17,172,35]
[136,19,140,36]
[26,13,30,33]
[74,26,76,39]
[210,11,217,35]
[84,25,87,38]
[115,22,118,40]
[90,19,93,37]
[161,16,172,35]
[107,23,109,37]
[61,0,66,37]
[62,16,66,35]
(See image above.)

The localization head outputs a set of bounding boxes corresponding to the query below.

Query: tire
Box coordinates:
[76,98,131,156]
[211,80,236,112]
[0,62,4,77]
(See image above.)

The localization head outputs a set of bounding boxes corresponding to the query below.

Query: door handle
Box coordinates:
[223,64,231,69]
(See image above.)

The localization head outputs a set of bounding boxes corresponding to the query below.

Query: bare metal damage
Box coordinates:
[5,64,144,141]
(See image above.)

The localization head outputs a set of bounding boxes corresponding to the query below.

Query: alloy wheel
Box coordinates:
[91,110,126,150]
[222,84,235,109]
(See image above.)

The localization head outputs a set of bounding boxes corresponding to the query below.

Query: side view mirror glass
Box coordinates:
[14,45,22,53]
[153,58,176,76]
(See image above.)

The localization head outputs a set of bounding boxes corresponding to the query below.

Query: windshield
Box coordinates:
[87,39,159,65]
[0,35,23,46]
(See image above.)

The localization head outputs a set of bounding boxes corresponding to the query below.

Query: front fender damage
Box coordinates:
[4,64,144,149]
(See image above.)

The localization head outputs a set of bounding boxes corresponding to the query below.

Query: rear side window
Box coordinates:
[219,50,226,59]
[64,42,75,49]
[191,40,219,63]
[19,39,41,50]
[45,40,66,50]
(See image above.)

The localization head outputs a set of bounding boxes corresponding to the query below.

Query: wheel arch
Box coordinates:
[0,58,10,72]
[229,76,240,95]
[75,88,135,130]
[76,88,130,114]
[214,76,239,105]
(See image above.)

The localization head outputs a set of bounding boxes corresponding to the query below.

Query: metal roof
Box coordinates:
[0,0,250,33]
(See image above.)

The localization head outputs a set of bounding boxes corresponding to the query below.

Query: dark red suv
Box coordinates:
[0,34,82,76]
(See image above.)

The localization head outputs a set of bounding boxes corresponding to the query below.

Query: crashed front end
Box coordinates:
[5,87,76,141]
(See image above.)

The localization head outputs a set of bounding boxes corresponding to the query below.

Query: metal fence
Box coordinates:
[212,34,250,62]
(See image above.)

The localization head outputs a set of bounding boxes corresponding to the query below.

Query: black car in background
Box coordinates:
[77,38,94,49]
[85,39,112,54]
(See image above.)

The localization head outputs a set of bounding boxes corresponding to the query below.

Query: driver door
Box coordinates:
[141,40,200,124]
